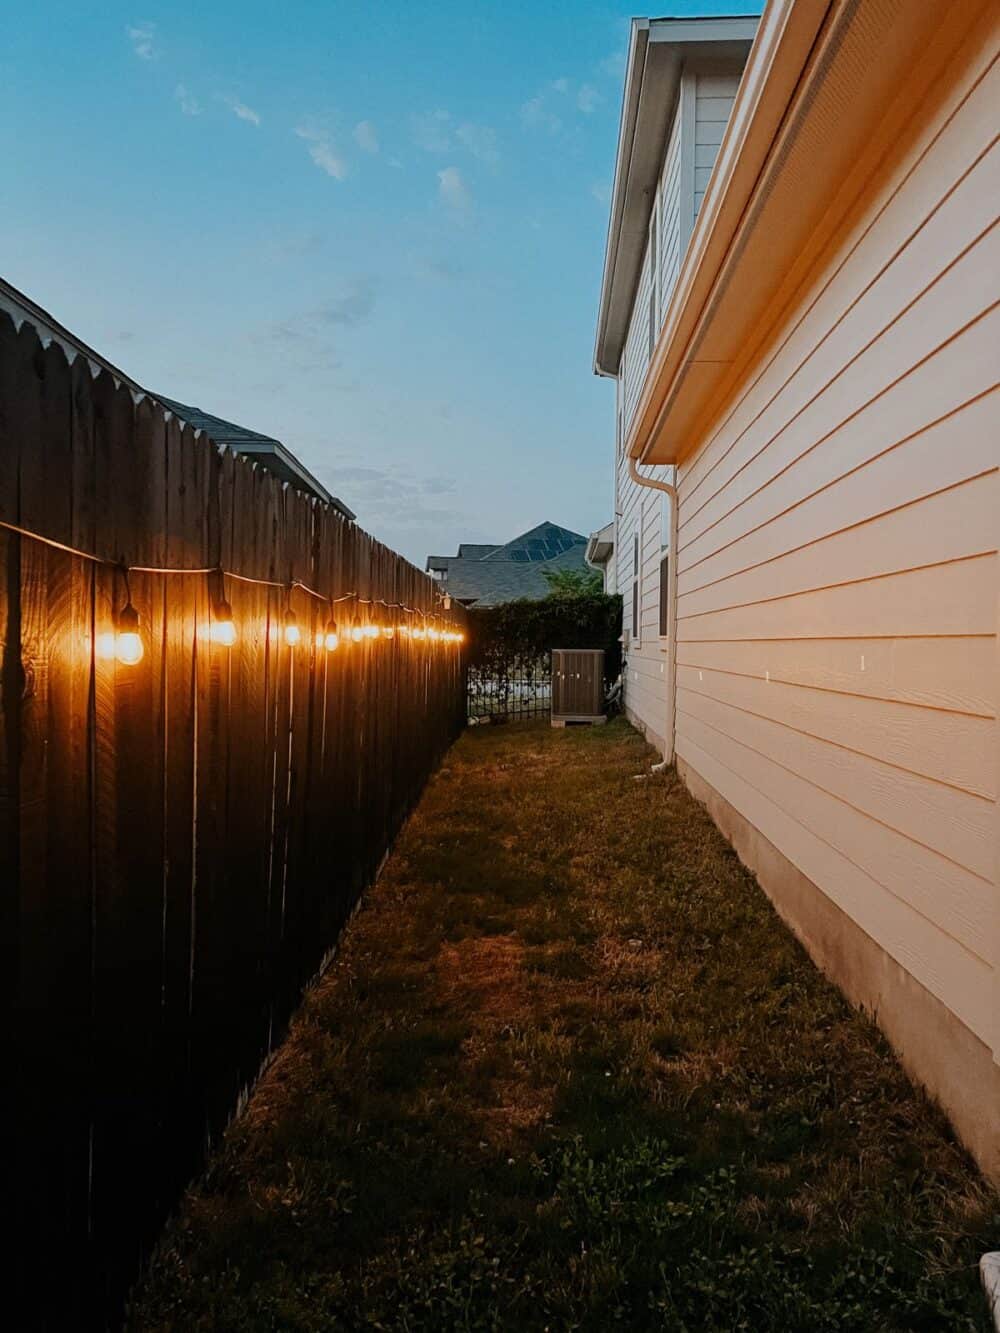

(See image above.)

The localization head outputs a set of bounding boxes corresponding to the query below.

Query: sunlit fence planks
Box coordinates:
[0,312,466,1327]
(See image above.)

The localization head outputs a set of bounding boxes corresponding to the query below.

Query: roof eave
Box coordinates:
[235,440,355,518]
[585,538,612,567]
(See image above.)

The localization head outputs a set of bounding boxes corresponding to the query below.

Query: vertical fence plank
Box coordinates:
[116,394,167,1272]
[159,414,199,1199]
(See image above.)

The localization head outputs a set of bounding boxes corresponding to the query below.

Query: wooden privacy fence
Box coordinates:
[0,312,467,1327]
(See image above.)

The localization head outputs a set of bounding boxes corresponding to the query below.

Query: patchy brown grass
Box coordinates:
[130,720,997,1332]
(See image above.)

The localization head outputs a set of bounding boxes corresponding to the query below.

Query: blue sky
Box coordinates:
[2,1,755,566]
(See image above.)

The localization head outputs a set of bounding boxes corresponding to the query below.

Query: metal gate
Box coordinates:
[467,652,552,723]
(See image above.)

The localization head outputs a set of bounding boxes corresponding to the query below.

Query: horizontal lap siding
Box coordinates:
[623,246,652,430]
[623,95,685,438]
[694,67,742,219]
[659,108,684,317]
[675,48,1000,1047]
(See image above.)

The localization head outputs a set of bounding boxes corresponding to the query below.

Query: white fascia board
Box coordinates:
[648,16,761,45]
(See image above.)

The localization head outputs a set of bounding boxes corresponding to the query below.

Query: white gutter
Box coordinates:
[627,454,678,764]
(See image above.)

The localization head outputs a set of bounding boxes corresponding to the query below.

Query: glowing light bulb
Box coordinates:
[364,623,379,640]
[428,627,440,642]
[382,625,394,639]
[350,618,364,644]
[397,623,410,636]
[210,598,237,647]
[412,625,426,640]
[324,619,339,651]
[284,611,301,647]
[115,603,144,665]
[94,631,117,661]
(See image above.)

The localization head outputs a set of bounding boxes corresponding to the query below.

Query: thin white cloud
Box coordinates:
[551,77,569,94]
[437,166,471,217]
[308,141,347,178]
[295,125,347,179]
[312,278,376,327]
[126,21,157,61]
[223,96,261,126]
[174,83,200,116]
[414,253,464,281]
[600,49,626,78]
[256,280,376,373]
[590,181,610,205]
[387,155,403,169]
[276,229,326,257]
[328,463,461,526]
[520,95,561,133]
[577,84,601,113]
[354,120,379,153]
[455,121,498,166]
[412,109,452,153]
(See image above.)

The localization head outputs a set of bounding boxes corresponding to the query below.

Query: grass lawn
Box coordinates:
[131,720,997,1331]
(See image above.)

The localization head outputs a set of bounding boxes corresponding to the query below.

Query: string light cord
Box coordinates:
[0,516,447,620]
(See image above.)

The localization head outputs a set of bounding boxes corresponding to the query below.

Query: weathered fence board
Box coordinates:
[1,311,466,1328]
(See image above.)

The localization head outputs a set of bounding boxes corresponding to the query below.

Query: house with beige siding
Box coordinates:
[595,0,1000,1181]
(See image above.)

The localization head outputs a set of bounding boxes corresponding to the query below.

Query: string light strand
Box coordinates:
[0,516,451,620]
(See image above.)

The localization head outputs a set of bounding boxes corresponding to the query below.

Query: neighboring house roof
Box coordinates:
[593,13,759,377]
[0,275,353,516]
[480,521,585,564]
[457,543,499,559]
[426,521,590,606]
[157,398,355,519]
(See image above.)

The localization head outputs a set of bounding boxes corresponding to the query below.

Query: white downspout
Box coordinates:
[628,453,678,766]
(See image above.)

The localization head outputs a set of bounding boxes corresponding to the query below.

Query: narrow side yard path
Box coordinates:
[133,721,996,1331]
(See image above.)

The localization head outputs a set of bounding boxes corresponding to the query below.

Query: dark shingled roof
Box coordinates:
[426,522,590,606]
[457,543,500,559]
[159,398,355,520]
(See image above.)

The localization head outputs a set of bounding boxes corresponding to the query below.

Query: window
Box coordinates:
[616,363,624,457]
[658,554,669,637]
[632,526,641,646]
[647,206,658,359]
[659,493,670,637]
